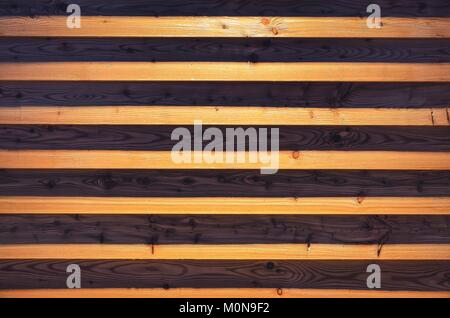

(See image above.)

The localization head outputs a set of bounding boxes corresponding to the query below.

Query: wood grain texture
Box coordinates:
[1,107,449,125]
[1,244,449,260]
[1,288,448,298]
[1,82,448,108]
[2,125,450,151]
[2,62,450,81]
[1,170,450,198]
[1,17,449,38]
[1,150,450,169]
[1,197,450,215]
[0,0,449,298]
[2,0,449,17]
[2,38,450,63]
[0,260,448,291]
[1,214,448,244]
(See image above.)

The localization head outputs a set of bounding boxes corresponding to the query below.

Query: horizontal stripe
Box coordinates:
[1,244,449,260]
[1,197,449,215]
[2,125,450,152]
[1,150,450,169]
[2,82,448,108]
[2,38,450,63]
[1,107,449,125]
[0,260,448,291]
[1,215,448,244]
[1,170,450,198]
[1,62,449,82]
[1,288,448,298]
[1,17,449,38]
[2,0,448,17]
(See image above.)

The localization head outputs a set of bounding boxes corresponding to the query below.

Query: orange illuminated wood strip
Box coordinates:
[0,244,448,260]
[1,288,448,298]
[0,16,449,38]
[1,62,449,82]
[1,197,449,215]
[1,106,449,126]
[0,150,449,170]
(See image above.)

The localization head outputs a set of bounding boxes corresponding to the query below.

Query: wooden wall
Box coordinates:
[0,0,449,298]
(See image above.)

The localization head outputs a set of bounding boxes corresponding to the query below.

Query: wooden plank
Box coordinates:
[1,17,449,38]
[1,215,448,244]
[0,243,449,260]
[1,107,449,125]
[2,0,449,17]
[1,288,448,298]
[1,170,450,198]
[2,82,448,109]
[2,38,450,63]
[1,62,450,82]
[1,197,449,215]
[0,260,448,291]
[2,125,450,151]
[1,150,450,169]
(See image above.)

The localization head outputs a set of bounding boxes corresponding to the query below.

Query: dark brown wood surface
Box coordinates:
[1,82,449,108]
[1,0,449,17]
[1,38,449,63]
[0,260,448,290]
[0,170,450,197]
[1,125,449,151]
[1,169,449,197]
[0,214,448,244]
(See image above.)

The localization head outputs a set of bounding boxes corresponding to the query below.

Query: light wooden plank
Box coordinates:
[0,150,449,170]
[1,62,449,82]
[1,106,449,126]
[1,196,449,215]
[0,244,448,260]
[0,288,448,298]
[0,16,449,38]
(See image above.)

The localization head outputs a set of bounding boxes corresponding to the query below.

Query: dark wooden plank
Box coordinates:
[1,169,450,197]
[1,82,449,108]
[0,260,448,291]
[0,214,448,244]
[1,0,449,17]
[1,125,449,151]
[1,38,449,63]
